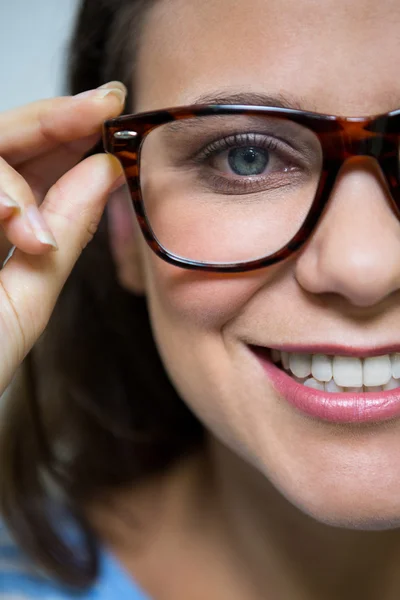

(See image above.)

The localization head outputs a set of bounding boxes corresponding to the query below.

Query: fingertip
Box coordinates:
[97,81,128,95]
[0,191,21,219]
[73,81,127,120]
[108,154,124,176]
[87,153,125,190]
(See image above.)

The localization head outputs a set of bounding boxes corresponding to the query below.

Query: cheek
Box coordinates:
[143,251,268,331]
[141,250,297,489]
[140,249,400,528]
[141,249,274,436]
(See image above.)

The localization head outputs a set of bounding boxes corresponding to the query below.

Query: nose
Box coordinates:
[295,158,400,308]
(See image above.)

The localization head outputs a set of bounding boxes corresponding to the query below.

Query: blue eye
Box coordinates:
[228,147,269,176]
[191,131,307,195]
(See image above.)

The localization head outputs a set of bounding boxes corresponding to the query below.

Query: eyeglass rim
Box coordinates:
[104,103,400,128]
[102,104,400,273]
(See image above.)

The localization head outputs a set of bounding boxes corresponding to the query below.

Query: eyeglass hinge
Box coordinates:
[114,131,138,140]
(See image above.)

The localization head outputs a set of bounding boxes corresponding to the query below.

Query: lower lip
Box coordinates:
[251,346,400,423]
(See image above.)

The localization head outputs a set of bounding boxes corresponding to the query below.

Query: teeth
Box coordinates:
[270,348,400,393]
[304,377,324,390]
[281,351,290,370]
[332,356,363,387]
[363,355,391,387]
[289,353,312,378]
[325,379,343,393]
[384,377,399,391]
[311,354,332,382]
[391,354,400,379]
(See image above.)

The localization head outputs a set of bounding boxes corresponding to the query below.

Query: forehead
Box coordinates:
[134,0,400,116]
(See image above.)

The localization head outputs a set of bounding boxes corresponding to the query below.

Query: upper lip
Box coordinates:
[250,343,400,358]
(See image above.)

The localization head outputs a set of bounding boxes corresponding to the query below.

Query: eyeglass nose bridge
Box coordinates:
[347,130,397,164]
[338,122,400,203]
[323,118,396,158]
[320,118,400,198]
[296,129,400,255]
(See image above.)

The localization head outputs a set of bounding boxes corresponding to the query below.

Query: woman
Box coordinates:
[2,0,400,598]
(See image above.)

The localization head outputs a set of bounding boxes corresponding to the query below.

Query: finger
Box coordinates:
[0,154,123,379]
[17,133,100,204]
[0,156,58,254]
[0,81,127,166]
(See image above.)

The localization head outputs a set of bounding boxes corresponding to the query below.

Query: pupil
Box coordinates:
[228,147,269,176]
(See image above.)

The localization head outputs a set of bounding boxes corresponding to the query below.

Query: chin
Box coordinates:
[279,478,400,531]
[302,506,400,531]
[242,433,400,533]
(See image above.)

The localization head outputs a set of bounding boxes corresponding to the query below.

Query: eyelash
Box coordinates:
[197,132,279,159]
[191,132,298,194]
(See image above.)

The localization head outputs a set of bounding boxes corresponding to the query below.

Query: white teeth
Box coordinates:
[325,379,343,393]
[391,354,400,379]
[332,356,363,387]
[289,353,312,378]
[281,351,290,370]
[311,354,332,382]
[384,377,399,391]
[304,377,324,390]
[272,348,400,393]
[363,355,391,387]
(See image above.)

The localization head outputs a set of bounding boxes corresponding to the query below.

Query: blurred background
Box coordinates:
[0,0,80,111]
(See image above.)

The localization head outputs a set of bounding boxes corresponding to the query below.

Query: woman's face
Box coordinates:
[120,0,400,528]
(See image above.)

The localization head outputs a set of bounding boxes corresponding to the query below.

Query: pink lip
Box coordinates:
[250,346,400,424]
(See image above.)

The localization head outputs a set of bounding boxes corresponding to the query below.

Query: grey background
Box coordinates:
[0,0,80,112]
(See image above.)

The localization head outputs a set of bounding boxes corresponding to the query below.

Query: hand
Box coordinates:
[0,81,126,392]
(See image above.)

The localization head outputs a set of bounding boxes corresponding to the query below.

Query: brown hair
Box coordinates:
[0,0,204,590]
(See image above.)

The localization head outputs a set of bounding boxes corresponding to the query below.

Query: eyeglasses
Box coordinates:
[103,105,400,273]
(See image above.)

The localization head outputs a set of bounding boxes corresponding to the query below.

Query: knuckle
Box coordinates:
[84,220,99,245]
[37,104,61,147]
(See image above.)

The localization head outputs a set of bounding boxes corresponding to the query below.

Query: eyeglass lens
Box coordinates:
[139,114,324,264]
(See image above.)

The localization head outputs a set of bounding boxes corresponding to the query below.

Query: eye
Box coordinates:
[193,133,301,194]
[199,133,294,182]
[217,146,270,177]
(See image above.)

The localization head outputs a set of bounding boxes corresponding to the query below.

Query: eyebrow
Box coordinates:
[160,90,312,136]
[189,90,311,111]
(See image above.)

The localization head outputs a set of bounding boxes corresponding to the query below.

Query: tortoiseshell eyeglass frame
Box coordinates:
[103,105,400,273]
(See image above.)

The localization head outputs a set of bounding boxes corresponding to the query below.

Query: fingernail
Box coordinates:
[95,88,126,103]
[0,191,20,212]
[74,81,127,104]
[97,81,127,94]
[26,205,58,249]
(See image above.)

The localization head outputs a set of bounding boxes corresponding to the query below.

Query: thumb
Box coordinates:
[0,154,122,366]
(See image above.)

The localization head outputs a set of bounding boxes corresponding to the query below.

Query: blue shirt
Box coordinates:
[0,521,150,599]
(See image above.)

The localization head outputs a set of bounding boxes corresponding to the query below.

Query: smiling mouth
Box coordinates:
[259,347,400,393]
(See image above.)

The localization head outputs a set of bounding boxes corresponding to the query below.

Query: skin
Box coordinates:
[0,85,125,388]
[101,0,400,599]
[3,1,400,598]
